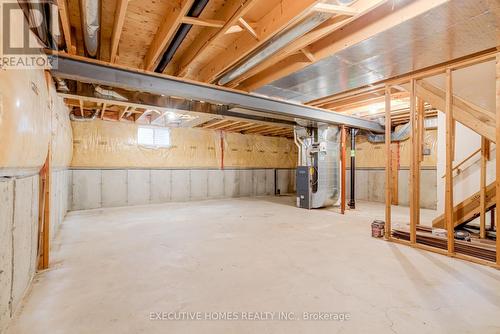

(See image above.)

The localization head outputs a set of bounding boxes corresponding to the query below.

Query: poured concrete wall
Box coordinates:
[70,168,295,211]
[0,175,38,332]
[0,170,71,332]
[346,168,437,210]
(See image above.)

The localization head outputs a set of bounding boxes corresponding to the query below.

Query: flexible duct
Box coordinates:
[80,0,100,58]
[70,110,97,121]
[155,0,210,73]
[367,122,411,143]
[367,117,437,143]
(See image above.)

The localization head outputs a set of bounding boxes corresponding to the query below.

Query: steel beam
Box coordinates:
[50,55,384,132]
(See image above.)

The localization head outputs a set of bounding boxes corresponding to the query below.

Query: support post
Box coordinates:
[220,130,224,170]
[480,137,490,239]
[445,69,455,255]
[348,129,357,209]
[341,125,346,214]
[409,80,417,245]
[496,54,500,266]
[391,142,399,205]
[384,85,392,239]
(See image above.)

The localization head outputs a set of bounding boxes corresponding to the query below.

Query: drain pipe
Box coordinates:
[155,0,210,73]
[348,128,358,209]
[293,127,303,166]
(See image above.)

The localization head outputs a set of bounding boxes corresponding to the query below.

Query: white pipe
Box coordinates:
[293,127,303,166]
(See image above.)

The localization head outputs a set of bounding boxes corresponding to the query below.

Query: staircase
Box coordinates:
[432,182,496,229]
[416,80,496,143]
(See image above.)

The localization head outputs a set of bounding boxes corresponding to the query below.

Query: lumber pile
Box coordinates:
[392,226,496,262]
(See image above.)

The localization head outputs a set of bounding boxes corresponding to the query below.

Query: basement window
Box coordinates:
[137,126,170,148]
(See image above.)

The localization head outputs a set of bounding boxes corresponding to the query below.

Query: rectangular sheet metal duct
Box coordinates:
[50,55,384,132]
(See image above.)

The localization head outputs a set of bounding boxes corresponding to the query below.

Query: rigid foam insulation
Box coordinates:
[71,120,297,169]
[347,129,437,169]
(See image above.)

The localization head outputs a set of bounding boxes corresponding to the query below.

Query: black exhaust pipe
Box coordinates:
[155,0,210,73]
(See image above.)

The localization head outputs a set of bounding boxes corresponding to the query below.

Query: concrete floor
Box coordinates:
[6,197,500,334]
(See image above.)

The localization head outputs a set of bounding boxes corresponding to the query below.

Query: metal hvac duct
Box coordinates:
[17,0,65,50]
[218,10,335,85]
[295,125,341,208]
[80,0,100,58]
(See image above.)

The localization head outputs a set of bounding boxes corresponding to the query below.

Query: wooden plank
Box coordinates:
[340,125,346,214]
[415,80,496,142]
[480,137,489,239]
[432,182,496,229]
[79,99,84,117]
[415,96,424,228]
[312,3,359,16]
[409,80,417,244]
[300,48,316,63]
[417,98,425,162]
[143,0,195,71]
[384,85,391,238]
[176,0,259,77]
[56,0,74,54]
[496,54,500,266]
[110,0,129,63]
[196,0,319,83]
[238,17,259,41]
[234,14,352,88]
[181,16,225,28]
[101,103,107,120]
[118,106,129,120]
[445,69,455,254]
[391,142,399,205]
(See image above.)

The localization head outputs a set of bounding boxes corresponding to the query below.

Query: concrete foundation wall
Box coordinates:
[70,168,296,211]
[0,170,71,333]
[346,168,437,210]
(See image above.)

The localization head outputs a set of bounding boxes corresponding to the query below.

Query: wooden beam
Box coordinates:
[480,137,490,239]
[176,0,259,77]
[415,80,496,142]
[233,14,352,88]
[341,125,346,214]
[384,85,391,238]
[409,80,417,245]
[445,69,455,255]
[118,106,129,120]
[101,103,107,120]
[496,54,500,266]
[391,142,399,205]
[181,16,225,28]
[79,99,84,117]
[312,3,359,16]
[56,0,74,54]
[307,49,497,107]
[300,48,316,63]
[110,0,128,63]
[238,17,259,41]
[195,0,319,83]
[143,0,195,71]
[203,119,228,129]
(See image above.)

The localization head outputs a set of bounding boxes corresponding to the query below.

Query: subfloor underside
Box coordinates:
[7,197,500,334]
